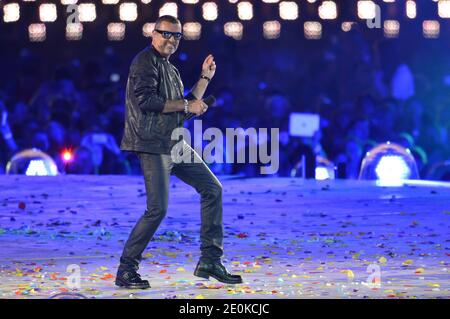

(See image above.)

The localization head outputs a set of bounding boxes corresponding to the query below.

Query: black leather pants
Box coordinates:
[120,141,224,269]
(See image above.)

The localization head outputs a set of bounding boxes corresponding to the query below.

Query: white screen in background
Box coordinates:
[289,113,320,137]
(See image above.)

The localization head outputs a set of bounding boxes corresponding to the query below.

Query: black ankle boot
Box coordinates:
[115,266,150,289]
[194,260,243,284]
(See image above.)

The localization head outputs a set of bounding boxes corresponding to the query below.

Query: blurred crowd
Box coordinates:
[1,25,450,179]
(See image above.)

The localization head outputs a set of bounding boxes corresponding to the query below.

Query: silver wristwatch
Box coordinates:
[183,99,189,114]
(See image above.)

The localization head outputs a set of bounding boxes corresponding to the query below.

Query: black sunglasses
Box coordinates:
[154,29,183,40]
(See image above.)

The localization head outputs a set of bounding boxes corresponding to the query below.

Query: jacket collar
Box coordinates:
[150,45,168,61]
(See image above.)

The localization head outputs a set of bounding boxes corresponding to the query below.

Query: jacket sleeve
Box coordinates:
[132,56,166,113]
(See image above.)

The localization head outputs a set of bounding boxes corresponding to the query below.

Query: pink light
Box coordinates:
[62,149,73,162]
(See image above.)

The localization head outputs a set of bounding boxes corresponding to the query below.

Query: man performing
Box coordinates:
[115,15,243,289]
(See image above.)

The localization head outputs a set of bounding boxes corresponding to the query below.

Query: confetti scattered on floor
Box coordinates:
[1,175,449,299]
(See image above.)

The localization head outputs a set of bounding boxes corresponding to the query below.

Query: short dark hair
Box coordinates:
[155,15,181,29]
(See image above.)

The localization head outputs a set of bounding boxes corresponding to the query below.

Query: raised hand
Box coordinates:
[201,54,216,79]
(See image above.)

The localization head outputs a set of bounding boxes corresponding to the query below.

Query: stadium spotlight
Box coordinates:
[406,1,416,19]
[108,23,126,41]
[120,2,138,22]
[423,20,440,38]
[66,23,83,41]
[3,3,20,23]
[78,3,96,22]
[384,20,400,38]
[318,1,337,20]
[142,23,155,37]
[263,21,281,39]
[159,2,178,17]
[279,2,298,20]
[183,22,202,40]
[29,23,46,42]
[39,3,57,22]
[304,21,322,39]
[224,22,244,40]
[238,2,253,20]
[357,1,377,20]
[202,2,218,21]
[438,0,450,18]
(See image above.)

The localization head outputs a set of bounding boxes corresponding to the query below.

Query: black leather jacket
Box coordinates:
[120,46,195,154]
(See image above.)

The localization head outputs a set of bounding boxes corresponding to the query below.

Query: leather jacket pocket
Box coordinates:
[138,112,154,140]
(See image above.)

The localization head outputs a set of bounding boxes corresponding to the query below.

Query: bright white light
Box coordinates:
[108,23,126,41]
[438,0,450,18]
[315,167,331,180]
[238,2,253,20]
[120,3,138,22]
[25,159,58,176]
[375,155,411,186]
[203,2,218,21]
[102,0,119,4]
[78,3,96,22]
[39,3,57,22]
[29,23,46,42]
[423,20,440,38]
[182,0,199,3]
[183,22,201,40]
[263,0,279,3]
[159,2,178,17]
[142,23,155,37]
[228,0,239,3]
[61,0,78,5]
[66,23,83,41]
[141,0,152,4]
[304,21,322,39]
[26,160,49,176]
[4,3,20,23]
[224,22,243,40]
[263,20,281,39]
[357,1,376,19]
[319,1,337,20]
[383,0,395,2]
[406,1,416,19]
[279,2,298,20]
[384,20,400,38]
